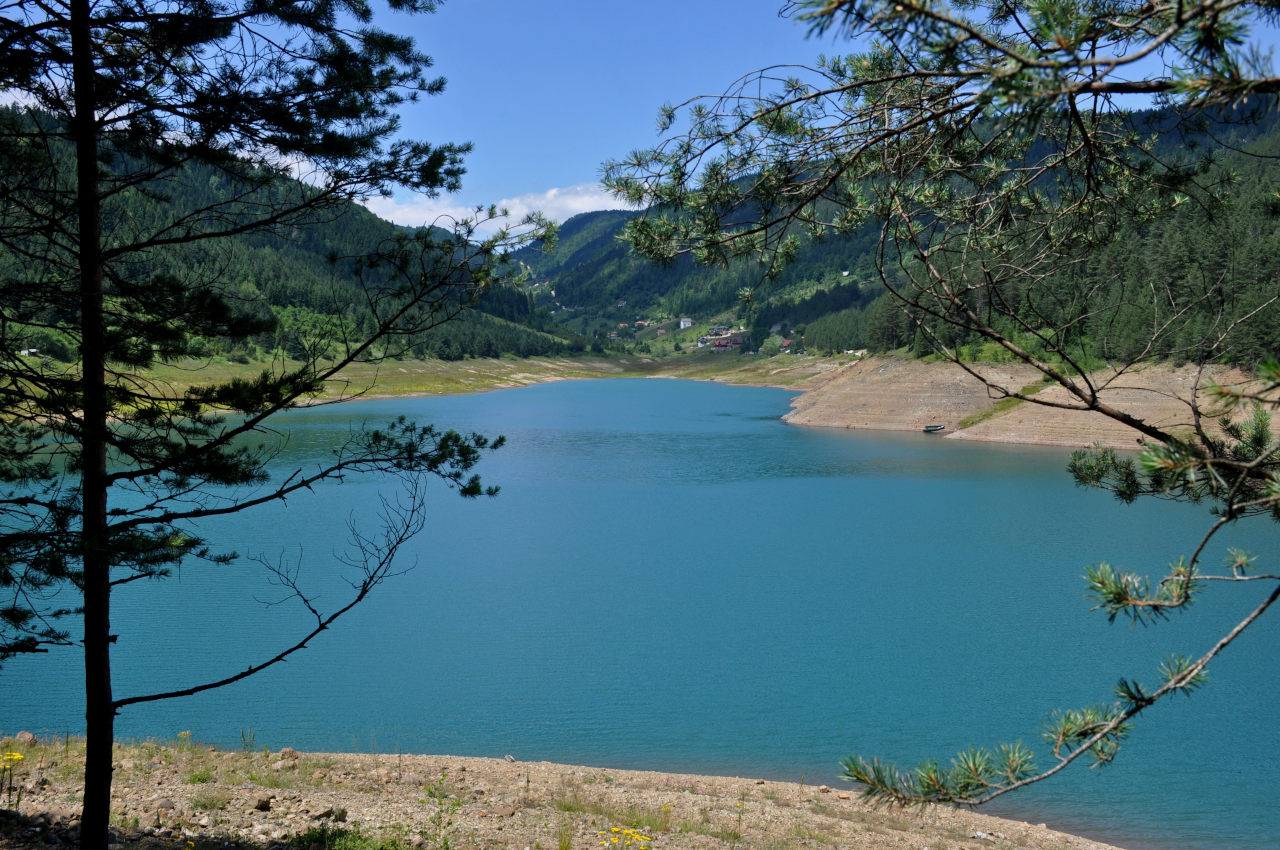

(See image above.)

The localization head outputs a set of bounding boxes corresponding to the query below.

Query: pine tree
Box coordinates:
[604,0,1280,806]
[0,1,550,846]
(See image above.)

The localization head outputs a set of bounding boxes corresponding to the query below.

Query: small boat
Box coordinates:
[922,424,945,433]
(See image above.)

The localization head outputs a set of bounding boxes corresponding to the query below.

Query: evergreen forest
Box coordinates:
[9,103,1277,368]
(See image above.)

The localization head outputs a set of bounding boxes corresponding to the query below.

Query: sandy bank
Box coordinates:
[0,737,1129,850]
[784,356,1256,449]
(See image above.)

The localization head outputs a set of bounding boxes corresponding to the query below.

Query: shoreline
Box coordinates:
[298,353,1253,451]
[0,737,1132,850]
[778,355,1256,449]
[152,352,1253,450]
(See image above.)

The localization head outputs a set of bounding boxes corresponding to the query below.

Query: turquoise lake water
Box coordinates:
[4,378,1278,849]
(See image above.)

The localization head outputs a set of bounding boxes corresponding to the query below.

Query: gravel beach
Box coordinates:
[0,738,1129,850]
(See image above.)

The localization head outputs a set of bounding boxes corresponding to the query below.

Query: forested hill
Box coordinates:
[143,175,584,362]
[519,203,886,340]
[0,106,582,363]
[12,102,1275,367]
[521,104,1280,365]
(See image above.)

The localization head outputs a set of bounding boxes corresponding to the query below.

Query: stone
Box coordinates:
[818,785,831,793]
[278,748,300,760]
[837,792,851,800]
[311,771,327,782]
[254,794,274,812]
[155,799,175,812]
[15,730,37,744]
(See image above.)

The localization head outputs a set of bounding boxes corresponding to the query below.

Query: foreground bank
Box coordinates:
[0,737,1125,850]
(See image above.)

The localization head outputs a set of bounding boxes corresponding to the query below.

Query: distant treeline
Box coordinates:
[2,106,581,363]
[527,105,1280,366]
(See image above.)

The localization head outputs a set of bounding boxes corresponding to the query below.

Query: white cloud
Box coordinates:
[361,182,636,234]
[497,183,635,223]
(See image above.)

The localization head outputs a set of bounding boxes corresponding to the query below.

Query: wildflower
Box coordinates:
[2,753,23,762]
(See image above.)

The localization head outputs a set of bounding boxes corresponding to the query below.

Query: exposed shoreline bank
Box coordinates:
[0,736,1131,850]
[291,352,1253,451]
[781,355,1256,449]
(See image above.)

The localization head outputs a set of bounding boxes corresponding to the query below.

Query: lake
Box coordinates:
[4,378,1277,849]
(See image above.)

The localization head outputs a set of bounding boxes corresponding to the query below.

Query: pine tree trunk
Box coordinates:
[71,0,114,846]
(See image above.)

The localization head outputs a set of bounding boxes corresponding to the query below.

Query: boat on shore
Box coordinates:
[923,424,945,433]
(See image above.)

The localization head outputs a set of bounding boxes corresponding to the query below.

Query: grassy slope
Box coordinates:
[145,350,848,402]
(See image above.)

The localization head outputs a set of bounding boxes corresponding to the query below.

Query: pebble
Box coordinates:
[0,741,1125,850]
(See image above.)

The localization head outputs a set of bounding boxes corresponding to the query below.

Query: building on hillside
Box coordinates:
[679,318,693,329]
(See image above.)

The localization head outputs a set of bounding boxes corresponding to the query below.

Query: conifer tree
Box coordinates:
[0,0,550,846]
[605,0,1280,805]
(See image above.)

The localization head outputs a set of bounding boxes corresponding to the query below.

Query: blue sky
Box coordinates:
[363,1,838,229]
[363,1,1280,232]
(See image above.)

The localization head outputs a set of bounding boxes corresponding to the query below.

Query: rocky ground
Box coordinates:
[784,356,1257,449]
[0,735,1127,850]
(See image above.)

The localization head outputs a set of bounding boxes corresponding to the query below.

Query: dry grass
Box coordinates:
[141,350,842,405]
[0,735,1125,850]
